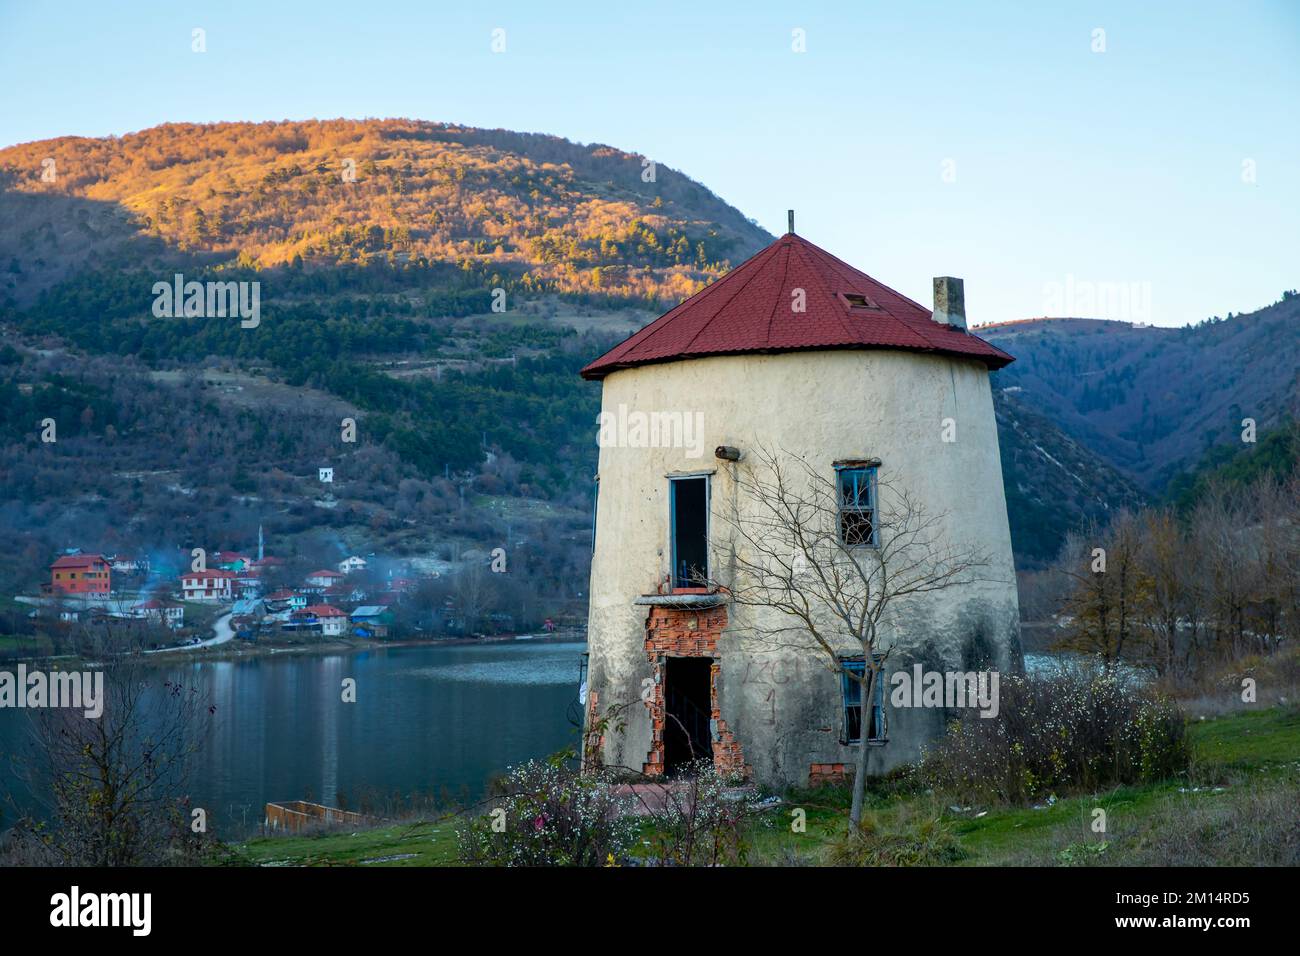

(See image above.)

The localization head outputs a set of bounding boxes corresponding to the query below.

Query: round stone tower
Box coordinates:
[580,230,1019,788]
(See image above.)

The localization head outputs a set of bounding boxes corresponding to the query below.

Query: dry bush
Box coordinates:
[918,666,1190,805]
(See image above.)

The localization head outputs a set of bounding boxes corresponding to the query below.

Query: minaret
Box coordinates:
[258,524,264,563]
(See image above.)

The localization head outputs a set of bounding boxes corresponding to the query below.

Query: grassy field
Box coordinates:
[232,703,1300,867]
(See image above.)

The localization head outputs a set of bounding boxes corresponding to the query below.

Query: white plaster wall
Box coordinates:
[585,348,1020,781]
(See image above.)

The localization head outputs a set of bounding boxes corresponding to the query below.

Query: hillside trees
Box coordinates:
[1052,472,1300,678]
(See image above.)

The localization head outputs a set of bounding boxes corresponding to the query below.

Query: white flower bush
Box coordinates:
[918,665,1189,804]
[456,758,640,867]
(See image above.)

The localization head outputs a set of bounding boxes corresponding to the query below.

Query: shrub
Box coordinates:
[637,760,751,866]
[828,810,967,867]
[455,757,638,867]
[918,666,1190,804]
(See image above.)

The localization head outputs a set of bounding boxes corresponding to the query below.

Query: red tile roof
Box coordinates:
[581,234,1013,379]
[181,569,234,581]
[303,604,348,617]
[50,554,107,569]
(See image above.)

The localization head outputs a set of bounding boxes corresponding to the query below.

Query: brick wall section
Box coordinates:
[644,605,727,656]
[641,604,749,779]
[711,662,747,776]
[808,763,849,786]
[582,690,603,769]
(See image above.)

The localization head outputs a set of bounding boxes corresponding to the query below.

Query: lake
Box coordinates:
[0,641,587,837]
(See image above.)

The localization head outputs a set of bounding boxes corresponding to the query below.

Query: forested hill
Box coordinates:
[0,118,773,305]
[981,296,1300,492]
[0,119,778,596]
[2,119,1288,579]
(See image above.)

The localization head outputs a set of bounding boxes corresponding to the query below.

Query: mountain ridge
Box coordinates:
[0,118,774,306]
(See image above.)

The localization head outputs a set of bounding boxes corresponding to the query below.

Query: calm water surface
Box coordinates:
[0,641,586,836]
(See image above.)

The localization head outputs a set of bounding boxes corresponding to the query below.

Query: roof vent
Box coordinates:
[931,277,966,330]
[842,293,880,310]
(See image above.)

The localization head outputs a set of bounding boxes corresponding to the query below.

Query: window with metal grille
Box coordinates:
[835,465,878,547]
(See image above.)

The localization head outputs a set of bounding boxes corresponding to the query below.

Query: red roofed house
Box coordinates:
[580,225,1020,789]
[305,569,344,588]
[303,604,348,637]
[49,554,111,595]
[180,569,234,602]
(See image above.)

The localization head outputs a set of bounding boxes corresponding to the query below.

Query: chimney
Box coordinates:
[787,209,795,234]
[932,277,966,331]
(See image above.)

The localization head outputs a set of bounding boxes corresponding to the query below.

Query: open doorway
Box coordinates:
[663,656,713,774]
[670,476,709,589]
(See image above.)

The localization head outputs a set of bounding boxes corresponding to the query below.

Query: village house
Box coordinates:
[323,582,368,604]
[337,555,368,575]
[234,570,263,600]
[132,598,185,629]
[580,228,1020,788]
[304,604,348,636]
[214,551,252,571]
[180,569,235,602]
[262,589,301,615]
[49,554,111,596]
[350,605,393,638]
[305,569,344,589]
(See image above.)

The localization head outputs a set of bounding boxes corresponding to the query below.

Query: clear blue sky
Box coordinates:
[2,0,1296,326]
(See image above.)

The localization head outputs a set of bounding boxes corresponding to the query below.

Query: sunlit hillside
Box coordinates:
[0,119,772,304]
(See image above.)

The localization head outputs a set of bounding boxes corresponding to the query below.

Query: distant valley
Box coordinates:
[0,119,1295,584]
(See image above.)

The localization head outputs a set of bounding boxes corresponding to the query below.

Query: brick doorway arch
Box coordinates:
[641,604,747,778]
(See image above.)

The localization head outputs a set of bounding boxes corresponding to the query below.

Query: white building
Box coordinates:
[304,604,349,636]
[133,599,185,629]
[180,569,234,602]
[337,556,368,575]
[305,569,344,588]
[580,230,1020,787]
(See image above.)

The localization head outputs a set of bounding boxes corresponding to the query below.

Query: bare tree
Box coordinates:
[1138,508,1186,677]
[1054,511,1147,666]
[1191,481,1256,658]
[1248,475,1300,654]
[708,445,991,829]
[3,627,214,866]
[453,562,497,635]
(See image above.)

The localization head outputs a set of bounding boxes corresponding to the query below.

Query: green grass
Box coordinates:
[230,704,1300,867]
[1187,705,1300,771]
[0,634,55,658]
[234,820,459,867]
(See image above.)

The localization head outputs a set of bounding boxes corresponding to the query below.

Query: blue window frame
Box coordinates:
[669,475,710,589]
[841,657,887,744]
[834,465,878,547]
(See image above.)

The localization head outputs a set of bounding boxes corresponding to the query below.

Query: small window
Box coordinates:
[841,657,887,744]
[835,465,878,547]
[841,293,880,310]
